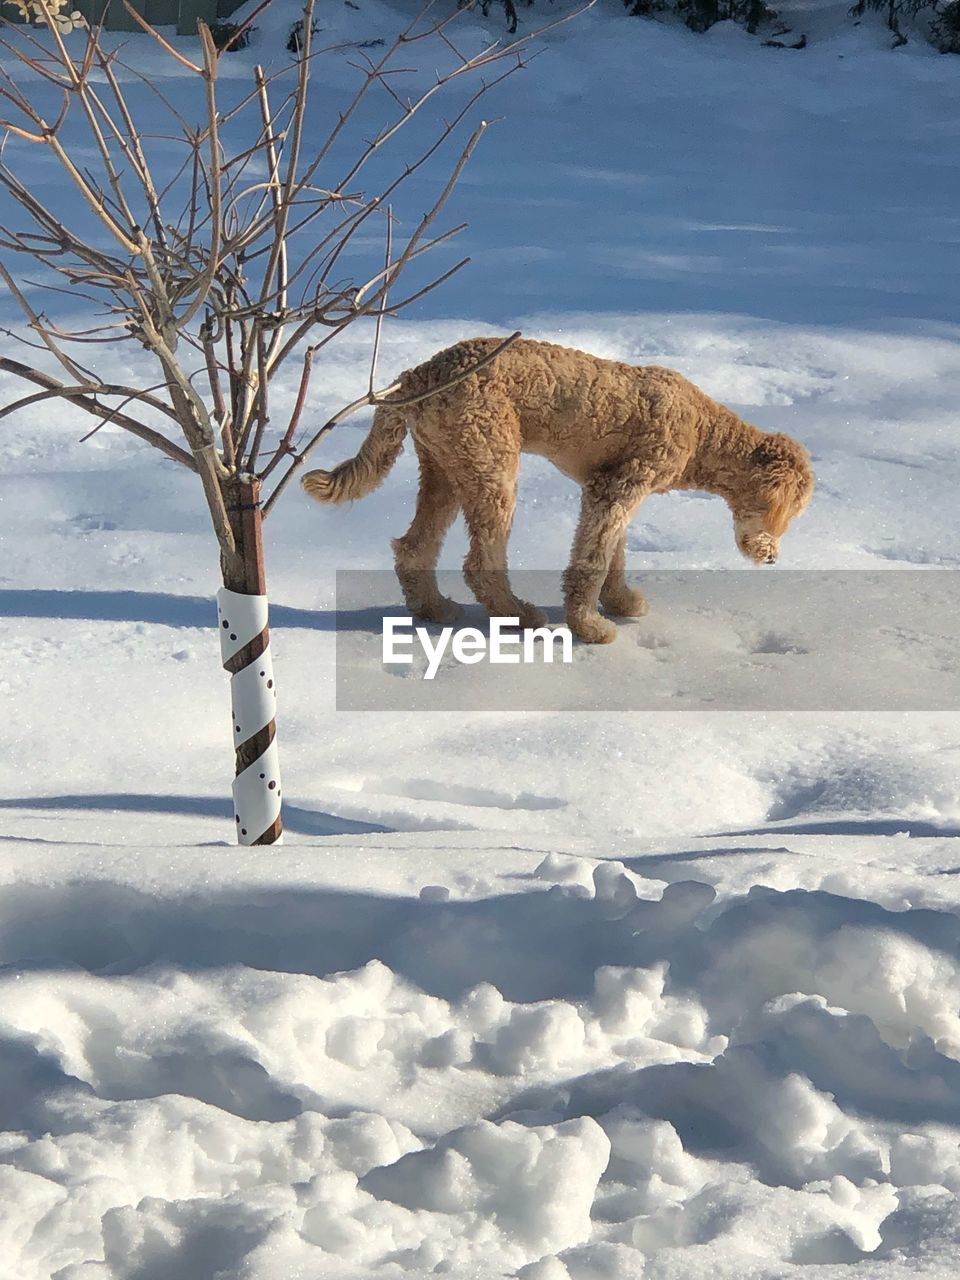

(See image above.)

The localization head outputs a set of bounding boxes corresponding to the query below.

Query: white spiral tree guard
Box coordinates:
[217,587,282,845]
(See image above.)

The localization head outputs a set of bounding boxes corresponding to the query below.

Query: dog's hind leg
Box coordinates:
[391,449,462,624]
[564,464,656,643]
[600,534,649,619]
[459,463,547,630]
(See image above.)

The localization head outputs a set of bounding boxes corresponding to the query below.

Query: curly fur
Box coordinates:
[302,337,815,643]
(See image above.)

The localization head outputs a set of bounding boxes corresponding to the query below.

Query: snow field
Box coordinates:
[2,0,960,1275]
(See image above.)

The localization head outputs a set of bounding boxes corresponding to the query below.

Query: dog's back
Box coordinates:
[399,337,705,484]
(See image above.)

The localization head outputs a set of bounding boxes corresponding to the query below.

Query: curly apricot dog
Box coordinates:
[302,337,814,643]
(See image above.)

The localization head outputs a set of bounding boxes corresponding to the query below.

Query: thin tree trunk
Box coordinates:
[217,476,283,844]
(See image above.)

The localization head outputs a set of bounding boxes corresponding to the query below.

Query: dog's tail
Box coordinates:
[301,403,408,505]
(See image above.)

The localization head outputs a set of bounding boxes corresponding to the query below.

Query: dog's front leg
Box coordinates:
[563,466,655,644]
[600,534,649,619]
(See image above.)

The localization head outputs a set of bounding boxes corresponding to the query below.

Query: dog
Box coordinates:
[302,337,814,643]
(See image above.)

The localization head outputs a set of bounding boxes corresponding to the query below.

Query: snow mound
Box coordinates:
[1,845,960,1278]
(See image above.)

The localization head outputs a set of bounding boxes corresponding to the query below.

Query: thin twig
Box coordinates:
[0,260,92,384]
[246,327,270,472]
[176,26,224,329]
[202,318,234,468]
[369,205,393,397]
[0,356,196,469]
[0,379,177,423]
[254,63,289,375]
[119,0,204,71]
[259,340,315,483]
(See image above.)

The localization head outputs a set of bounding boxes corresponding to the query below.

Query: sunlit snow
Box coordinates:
[2,1,960,1276]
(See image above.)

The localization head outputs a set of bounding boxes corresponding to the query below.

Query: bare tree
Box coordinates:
[0,0,579,843]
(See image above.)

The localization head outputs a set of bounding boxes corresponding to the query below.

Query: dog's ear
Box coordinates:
[750,433,803,470]
[752,434,813,489]
[763,481,797,535]
[751,434,814,533]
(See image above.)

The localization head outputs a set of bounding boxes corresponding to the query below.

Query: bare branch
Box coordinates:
[0,378,178,425]
[0,355,196,469]
[369,206,393,397]
[201,318,234,467]
[379,255,471,313]
[119,0,204,72]
[0,260,92,384]
[93,51,170,254]
[353,119,487,314]
[255,64,289,374]
[246,327,270,473]
[176,27,224,329]
[259,341,315,484]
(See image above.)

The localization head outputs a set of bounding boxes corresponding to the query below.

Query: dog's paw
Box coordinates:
[413,596,464,625]
[495,602,549,629]
[517,602,548,630]
[568,611,617,644]
[600,587,649,619]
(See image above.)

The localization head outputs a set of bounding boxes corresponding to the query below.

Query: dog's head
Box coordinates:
[733,433,814,565]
